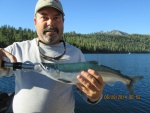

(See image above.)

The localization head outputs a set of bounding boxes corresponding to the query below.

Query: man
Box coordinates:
[0,0,104,112]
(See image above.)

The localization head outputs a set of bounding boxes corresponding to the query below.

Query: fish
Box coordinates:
[38,61,144,94]
[1,61,143,94]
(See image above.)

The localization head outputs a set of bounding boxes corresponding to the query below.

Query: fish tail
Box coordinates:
[126,76,144,94]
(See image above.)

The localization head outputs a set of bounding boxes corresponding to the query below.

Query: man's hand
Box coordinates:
[0,48,17,67]
[76,69,104,102]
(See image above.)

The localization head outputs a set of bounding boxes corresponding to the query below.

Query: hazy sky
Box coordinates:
[0,0,150,34]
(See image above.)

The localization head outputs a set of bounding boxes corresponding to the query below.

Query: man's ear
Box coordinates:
[34,17,37,26]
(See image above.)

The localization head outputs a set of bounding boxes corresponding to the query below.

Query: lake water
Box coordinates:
[74,54,150,113]
[0,54,150,113]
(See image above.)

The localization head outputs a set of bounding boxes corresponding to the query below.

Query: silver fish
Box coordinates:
[1,61,143,94]
[39,61,143,94]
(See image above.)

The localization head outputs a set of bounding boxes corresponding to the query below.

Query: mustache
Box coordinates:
[43,26,58,33]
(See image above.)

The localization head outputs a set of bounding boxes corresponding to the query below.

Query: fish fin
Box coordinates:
[57,78,72,84]
[106,81,116,86]
[126,76,144,95]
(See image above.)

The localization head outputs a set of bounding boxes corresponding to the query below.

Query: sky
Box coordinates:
[0,0,150,34]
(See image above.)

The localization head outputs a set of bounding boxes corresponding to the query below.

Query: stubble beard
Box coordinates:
[42,26,61,44]
[43,33,60,44]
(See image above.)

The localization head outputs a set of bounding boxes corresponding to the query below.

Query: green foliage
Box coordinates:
[1,25,150,53]
[0,25,37,47]
[63,32,150,53]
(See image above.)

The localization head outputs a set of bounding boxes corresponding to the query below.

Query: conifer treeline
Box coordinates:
[0,25,37,47]
[0,25,150,53]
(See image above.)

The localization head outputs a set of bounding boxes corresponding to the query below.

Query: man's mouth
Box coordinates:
[43,26,58,34]
[45,30,56,33]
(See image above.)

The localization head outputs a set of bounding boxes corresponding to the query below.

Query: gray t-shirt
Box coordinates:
[3,38,85,113]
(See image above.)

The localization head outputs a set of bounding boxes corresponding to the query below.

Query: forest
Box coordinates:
[0,25,150,53]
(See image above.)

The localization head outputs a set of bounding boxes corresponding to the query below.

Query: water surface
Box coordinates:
[74,54,150,113]
[0,54,149,113]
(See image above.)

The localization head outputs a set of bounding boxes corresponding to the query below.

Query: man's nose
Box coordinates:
[47,19,54,26]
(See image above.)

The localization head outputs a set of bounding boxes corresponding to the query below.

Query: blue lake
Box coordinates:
[0,54,150,113]
[74,54,150,113]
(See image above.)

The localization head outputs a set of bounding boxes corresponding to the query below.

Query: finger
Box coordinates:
[77,75,96,91]
[76,76,103,102]
[76,82,99,100]
[0,48,17,63]
[76,82,89,94]
[88,69,104,88]
[81,70,103,91]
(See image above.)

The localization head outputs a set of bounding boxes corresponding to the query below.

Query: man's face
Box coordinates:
[34,7,64,45]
